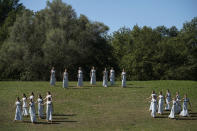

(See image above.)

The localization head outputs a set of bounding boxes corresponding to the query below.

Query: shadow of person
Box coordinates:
[53,114,77,116]
[52,120,77,123]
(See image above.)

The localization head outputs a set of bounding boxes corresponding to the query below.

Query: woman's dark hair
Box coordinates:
[17,97,20,101]
[47,91,51,95]
[38,94,42,99]
[23,93,26,98]
[48,97,51,101]
[31,92,34,96]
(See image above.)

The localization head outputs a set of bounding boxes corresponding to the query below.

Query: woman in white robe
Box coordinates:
[180,94,191,117]
[63,69,68,88]
[158,91,164,114]
[77,67,83,87]
[29,99,36,123]
[103,68,108,87]
[14,97,22,121]
[21,94,28,116]
[148,90,156,111]
[36,94,44,119]
[50,67,56,86]
[44,97,53,123]
[151,96,157,118]
[121,69,126,87]
[169,97,177,119]
[90,66,96,85]
[165,89,171,110]
[109,67,115,85]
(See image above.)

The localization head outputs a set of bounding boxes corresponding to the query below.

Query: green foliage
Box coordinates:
[0,0,196,80]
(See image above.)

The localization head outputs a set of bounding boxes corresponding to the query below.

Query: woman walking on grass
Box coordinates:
[14,97,22,121]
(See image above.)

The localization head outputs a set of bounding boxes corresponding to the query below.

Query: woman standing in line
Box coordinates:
[29,99,36,123]
[77,67,83,87]
[90,66,96,85]
[21,94,28,116]
[50,67,56,86]
[109,67,115,86]
[151,95,157,118]
[158,91,164,114]
[180,94,191,117]
[14,97,22,121]
[44,97,53,123]
[168,97,177,119]
[148,90,156,111]
[63,68,68,88]
[103,68,108,87]
[121,69,126,87]
[36,94,44,119]
[165,89,171,111]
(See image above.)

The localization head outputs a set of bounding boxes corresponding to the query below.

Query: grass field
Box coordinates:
[0,80,197,131]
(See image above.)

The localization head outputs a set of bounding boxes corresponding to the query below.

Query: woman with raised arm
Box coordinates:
[63,68,68,88]
[121,69,126,87]
[77,67,83,87]
[180,94,191,117]
[103,68,108,87]
[21,94,28,116]
[165,89,171,111]
[109,67,115,86]
[90,66,96,85]
[50,67,56,86]
[14,97,22,121]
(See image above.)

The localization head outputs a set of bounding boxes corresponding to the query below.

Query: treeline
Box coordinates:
[0,0,196,81]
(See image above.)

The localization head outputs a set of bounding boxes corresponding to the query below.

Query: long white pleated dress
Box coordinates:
[103,70,108,87]
[149,94,156,111]
[37,98,44,118]
[175,95,181,114]
[110,69,115,85]
[151,98,157,118]
[15,101,22,121]
[169,100,177,119]
[22,97,28,116]
[121,71,126,87]
[158,95,164,114]
[77,70,83,87]
[50,69,56,86]
[180,98,190,117]
[46,101,53,121]
[63,72,68,88]
[29,102,36,123]
[90,69,96,85]
[165,92,171,110]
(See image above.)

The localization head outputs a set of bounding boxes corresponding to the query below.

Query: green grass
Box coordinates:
[0,80,197,131]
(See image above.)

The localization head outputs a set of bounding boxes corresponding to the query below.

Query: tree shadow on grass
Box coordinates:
[125,86,145,88]
[190,112,197,115]
[176,117,197,120]
[52,120,78,123]
[66,87,90,90]
[53,113,76,117]
[155,116,168,118]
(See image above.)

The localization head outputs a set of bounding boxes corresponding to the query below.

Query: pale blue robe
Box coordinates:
[29,102,36,122]
[110,69,115,85]
[15,101,22,120]
[90,69,96,85]
[77,70,83,87]
[22,97,28,116]
[63,72,68,88]
[103,71,108,87]
[165,92,171,110]
[37,98,44,118]
[50,70,56,86]
[169,100,176,119]
[46,101,53,121]
[149,94,156,111]
[180,98,189,117]
[151,99,157,118]
[121,72,126,87]
[158,95,164,114]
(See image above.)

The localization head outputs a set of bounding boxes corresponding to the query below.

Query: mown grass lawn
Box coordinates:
[0,80,197,131]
